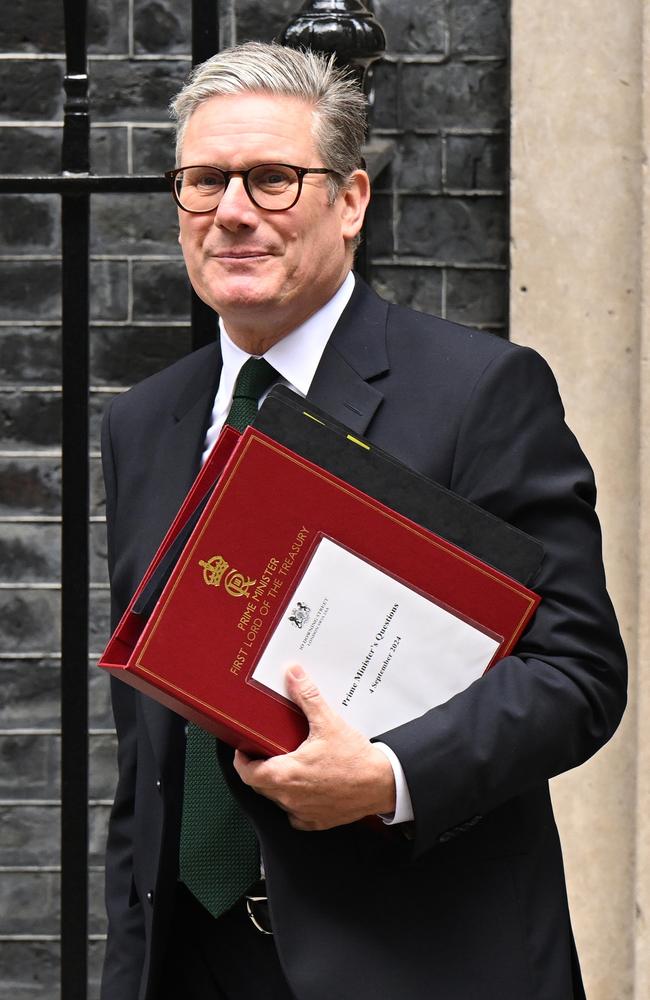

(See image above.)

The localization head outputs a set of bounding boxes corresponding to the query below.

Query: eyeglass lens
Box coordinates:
[174,164,302,211]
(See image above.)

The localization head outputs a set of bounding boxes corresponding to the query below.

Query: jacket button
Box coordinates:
[146,890,154,905]
[155,779,162,792]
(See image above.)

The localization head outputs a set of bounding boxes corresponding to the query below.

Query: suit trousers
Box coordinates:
[161,882,295,1000]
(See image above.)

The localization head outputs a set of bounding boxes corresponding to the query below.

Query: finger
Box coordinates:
[234,750,271,785]
[233,748,252,777]
[287,813,316,831]
[287,813,332,832]
[285,664,336,735]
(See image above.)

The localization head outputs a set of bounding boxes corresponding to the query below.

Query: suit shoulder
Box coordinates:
[387,302,513,365]
[384,300,555,385]
[107,341,219,422]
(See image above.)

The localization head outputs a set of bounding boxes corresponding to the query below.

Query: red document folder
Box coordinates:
[99,426,540,756]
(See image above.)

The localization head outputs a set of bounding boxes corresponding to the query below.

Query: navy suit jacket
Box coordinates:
[101,277,626,1000]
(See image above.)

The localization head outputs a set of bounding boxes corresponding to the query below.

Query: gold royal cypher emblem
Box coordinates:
[199,555,256,598]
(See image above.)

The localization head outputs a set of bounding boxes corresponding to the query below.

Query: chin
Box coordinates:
[208,279,282,315]
[205,260,283,304]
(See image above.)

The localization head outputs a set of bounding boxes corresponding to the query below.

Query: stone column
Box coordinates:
[510,2,644,997]
[635,3,650,993]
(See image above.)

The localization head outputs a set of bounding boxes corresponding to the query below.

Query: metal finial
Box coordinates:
[280,0,386,90]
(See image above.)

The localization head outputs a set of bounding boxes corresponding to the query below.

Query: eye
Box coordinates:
[195,170,224,191]
[182,168,225,192]
[251,165,296,192]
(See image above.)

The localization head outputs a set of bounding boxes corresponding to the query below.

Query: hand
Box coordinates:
[233,664,396,830]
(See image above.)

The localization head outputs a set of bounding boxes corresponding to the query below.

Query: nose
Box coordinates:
[213,175,259,232]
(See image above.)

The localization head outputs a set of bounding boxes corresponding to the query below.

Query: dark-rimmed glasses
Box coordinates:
[165,163,335,213]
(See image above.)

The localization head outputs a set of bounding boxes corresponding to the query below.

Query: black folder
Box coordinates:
[253,385,544,586]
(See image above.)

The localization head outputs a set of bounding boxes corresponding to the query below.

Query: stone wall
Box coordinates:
[0,1,509,995]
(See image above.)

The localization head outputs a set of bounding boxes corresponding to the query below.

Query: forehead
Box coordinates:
[181,92,319,166]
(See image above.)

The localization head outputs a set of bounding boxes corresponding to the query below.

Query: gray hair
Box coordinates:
[170,42,367,200]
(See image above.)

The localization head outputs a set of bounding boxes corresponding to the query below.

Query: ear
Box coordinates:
[339,170,371,242]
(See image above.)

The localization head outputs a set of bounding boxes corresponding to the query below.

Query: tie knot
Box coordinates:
[233,356,277,402]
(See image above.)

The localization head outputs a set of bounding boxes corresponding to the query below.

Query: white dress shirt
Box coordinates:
[202,272,414,825]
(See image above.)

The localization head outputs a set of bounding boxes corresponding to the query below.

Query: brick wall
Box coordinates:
[0,1,508,995]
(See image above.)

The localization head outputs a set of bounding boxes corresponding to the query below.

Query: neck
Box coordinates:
[220,267,352,355]
[222,319,302,356]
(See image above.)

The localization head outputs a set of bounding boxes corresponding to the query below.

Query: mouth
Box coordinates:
[213,250,272,260]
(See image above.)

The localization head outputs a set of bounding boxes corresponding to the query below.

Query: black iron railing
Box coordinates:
[0,2,387,996]
[59,4,91,993]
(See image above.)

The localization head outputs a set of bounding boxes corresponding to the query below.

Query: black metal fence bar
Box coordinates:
[190,0,223,350]
[192,0,220,68]
[60,192,90,1000]
[60,0,90,993]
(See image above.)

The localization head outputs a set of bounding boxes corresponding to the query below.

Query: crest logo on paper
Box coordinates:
[198,555,256,598]
[288,601,310,629]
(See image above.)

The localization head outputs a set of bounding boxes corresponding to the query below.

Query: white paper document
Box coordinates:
[251,537,501,738]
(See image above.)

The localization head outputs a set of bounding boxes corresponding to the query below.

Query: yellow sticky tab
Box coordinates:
[303,411,326,426]
[346,434,370,451]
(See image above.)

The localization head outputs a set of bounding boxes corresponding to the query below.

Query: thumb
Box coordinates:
[285,664,334,735]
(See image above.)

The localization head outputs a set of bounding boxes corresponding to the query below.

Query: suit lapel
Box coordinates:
[307,276,390,434]
[164,341,224,515]
[141,341,223,773]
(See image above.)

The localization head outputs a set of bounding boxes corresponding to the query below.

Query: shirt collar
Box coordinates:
[219,271,355,396]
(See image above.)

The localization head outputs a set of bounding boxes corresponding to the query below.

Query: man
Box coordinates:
[101,41,626,1000]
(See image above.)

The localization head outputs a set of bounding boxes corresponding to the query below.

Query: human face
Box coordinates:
[177,92,369,353]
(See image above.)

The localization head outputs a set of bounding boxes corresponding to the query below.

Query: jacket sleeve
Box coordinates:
[100,400,146,1000]
[379,345,627,856]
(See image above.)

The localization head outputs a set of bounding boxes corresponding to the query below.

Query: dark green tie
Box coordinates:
[179,356,278,918]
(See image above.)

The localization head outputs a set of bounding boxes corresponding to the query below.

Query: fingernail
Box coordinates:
[288,664,305,681]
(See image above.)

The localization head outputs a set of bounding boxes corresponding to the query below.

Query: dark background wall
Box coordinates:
[0,1,508,995]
